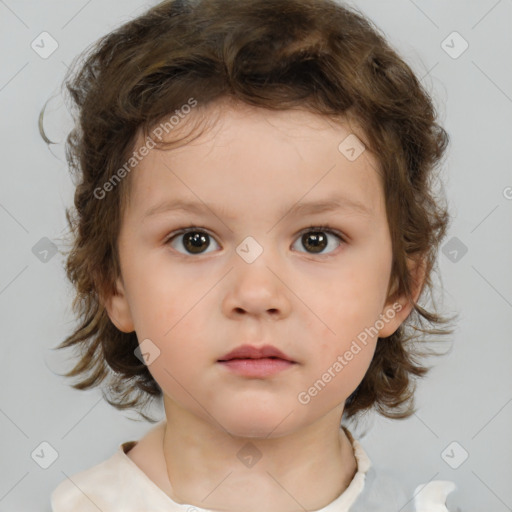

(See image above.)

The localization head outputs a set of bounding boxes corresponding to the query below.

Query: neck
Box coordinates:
[161,400,358,512]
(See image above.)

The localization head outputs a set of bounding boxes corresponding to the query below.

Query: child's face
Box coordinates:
[106,102,409,437]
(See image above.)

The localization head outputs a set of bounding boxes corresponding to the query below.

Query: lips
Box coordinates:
[218,344,295,363]
[217,344,296,378]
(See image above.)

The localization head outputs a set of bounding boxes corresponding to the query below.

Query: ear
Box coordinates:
[377,255,427,338]
[102,275,135,333]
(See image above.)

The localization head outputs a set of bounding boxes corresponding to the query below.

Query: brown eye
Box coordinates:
[166,229,220,255]
[182,231,210,254]
[292,226,344,255]
[301,231,328,253]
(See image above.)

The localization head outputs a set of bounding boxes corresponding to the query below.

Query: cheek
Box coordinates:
[314,267,388,345]
[121,261,215,391]
[305,254,388,380]
[123,254,203,334]
[139,310,213,408]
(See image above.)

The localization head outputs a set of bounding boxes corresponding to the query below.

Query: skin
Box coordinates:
[104,100,424,512]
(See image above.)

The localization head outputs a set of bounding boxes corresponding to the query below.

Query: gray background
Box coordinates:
[1,1,511,510]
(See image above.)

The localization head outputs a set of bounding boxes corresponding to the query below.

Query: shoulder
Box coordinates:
[413,480,457,512]
[50,441,137,512]
[351,464,457,512]
[343,429,458,512]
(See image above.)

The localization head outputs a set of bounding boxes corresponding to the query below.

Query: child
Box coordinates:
[50,0,459,510]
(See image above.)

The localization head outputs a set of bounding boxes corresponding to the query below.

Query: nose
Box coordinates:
[222,256,292,320]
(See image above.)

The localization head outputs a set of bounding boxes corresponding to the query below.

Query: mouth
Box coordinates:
[217,344,297,378]
[218,344,295,362]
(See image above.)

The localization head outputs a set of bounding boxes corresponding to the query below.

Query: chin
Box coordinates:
[217,408,301,440]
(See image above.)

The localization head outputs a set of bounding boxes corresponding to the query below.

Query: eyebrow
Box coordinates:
[142,195,373,222]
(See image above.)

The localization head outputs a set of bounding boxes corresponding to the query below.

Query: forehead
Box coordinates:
[125,102,385,223]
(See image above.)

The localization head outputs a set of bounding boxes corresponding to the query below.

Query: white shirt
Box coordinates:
[51,430,456,511]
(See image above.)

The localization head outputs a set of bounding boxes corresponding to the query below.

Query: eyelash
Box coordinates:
[163,224,347,257]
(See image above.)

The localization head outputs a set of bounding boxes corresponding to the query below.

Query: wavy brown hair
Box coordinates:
[50,0,457,425]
